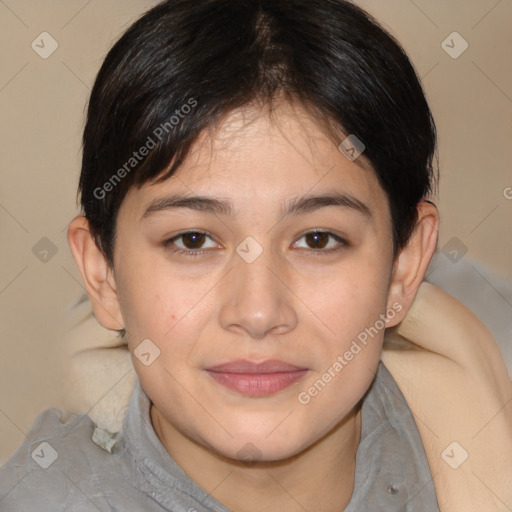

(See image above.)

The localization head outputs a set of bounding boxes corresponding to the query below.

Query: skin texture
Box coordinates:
[68,101,439,512]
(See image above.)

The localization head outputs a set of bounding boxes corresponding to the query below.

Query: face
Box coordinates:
[112,102,397,462]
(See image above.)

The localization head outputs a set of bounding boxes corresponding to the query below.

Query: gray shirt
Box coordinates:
[0,362,439,511]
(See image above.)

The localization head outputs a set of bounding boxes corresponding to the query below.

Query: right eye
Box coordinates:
[163,230,219,256]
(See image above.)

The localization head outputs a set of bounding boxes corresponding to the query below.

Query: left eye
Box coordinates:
[293,231,346,251]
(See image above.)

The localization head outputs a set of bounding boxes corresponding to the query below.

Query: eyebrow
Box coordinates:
[141,191,372,221]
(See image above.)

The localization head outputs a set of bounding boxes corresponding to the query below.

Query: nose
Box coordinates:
[218,246,298,340]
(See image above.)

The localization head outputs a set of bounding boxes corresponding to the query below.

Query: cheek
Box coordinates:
[293,257,390,408]
[298,257,391,343]
[116,252,190,331]
[295,274,389,434]
[115,255,221,373]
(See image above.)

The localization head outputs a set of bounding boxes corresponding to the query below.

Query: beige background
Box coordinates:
[0,0,511,463]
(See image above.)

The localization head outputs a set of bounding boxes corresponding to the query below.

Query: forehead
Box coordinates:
[120,102,389,221]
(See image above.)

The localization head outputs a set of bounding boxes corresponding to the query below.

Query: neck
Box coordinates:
[151,404,362,512]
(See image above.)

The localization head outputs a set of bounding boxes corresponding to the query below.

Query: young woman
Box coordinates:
[1,1,510,510]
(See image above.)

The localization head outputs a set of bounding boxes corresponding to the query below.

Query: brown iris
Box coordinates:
[304,231,330,249]
[181,232,206,249]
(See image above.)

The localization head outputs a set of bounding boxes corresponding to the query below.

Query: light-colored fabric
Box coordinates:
[61,294,137,434]
[0,361,439,511]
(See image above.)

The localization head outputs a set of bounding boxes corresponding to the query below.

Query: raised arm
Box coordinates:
[382,282,512,511]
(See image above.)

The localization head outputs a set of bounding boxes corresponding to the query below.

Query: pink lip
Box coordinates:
[205,359,308,397]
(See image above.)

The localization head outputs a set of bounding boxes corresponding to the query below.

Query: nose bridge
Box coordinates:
[218,239,297,338]
[234,241,282,307]
[240,253,275,295]
[234,235,278,289]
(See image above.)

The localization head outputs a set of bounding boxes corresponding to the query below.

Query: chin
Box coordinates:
[203,427,314,465]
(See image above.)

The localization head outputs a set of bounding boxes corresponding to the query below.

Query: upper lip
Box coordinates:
[205,359,307,374]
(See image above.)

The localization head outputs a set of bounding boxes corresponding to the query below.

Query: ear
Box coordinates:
[386,201,439,327]
[67,215,124,331]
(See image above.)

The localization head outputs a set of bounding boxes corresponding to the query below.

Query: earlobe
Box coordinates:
[67,215,124,331]
[386,201,439,327]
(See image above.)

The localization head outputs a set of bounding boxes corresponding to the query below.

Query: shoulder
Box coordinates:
[382,282,512,511]
[0,407,119,511]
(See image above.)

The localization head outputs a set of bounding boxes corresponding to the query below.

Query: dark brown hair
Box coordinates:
[79,0,437,266]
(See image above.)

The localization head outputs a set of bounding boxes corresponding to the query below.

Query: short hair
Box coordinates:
[79,0,437,266]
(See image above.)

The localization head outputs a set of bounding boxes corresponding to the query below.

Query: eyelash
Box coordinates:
[163,230,348,257]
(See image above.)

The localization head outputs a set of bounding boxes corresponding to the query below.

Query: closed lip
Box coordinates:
[205,359,308,396]
[205,359,307,373]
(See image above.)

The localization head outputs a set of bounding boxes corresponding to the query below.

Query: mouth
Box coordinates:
[205,359,308,397]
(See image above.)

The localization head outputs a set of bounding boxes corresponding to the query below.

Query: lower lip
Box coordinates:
[206,370,308,396]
